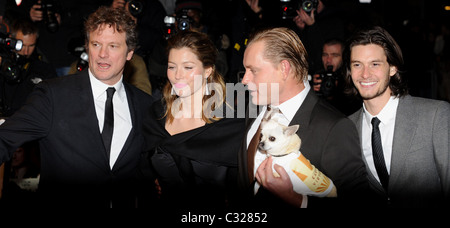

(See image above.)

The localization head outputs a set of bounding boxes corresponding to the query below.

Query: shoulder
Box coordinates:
[348,108,363,123]
[400,95,450,114]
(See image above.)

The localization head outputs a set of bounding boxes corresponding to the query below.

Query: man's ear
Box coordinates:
[389,66,397,76]
[280,60,291,80]
[126,50,134,61]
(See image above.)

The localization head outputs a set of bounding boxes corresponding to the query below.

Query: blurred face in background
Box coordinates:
[322,43,343,72]
[15,31,37,58]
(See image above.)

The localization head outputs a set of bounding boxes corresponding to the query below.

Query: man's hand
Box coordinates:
[255,156,303,207]
[312,74,322,92]
[30,3,43,22]
[297,9,316,27]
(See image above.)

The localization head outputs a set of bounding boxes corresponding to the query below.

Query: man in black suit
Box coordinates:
[0,6,153,208]
[237,27,371,209]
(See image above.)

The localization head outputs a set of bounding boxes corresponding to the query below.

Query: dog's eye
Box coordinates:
[269,136,276,141]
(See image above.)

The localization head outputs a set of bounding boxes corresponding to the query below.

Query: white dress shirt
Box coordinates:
[89,70,132,169]
[362,96,399,183]
[247,80,310,207]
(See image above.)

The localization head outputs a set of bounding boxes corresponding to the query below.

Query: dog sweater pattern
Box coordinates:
[272,152,335,198]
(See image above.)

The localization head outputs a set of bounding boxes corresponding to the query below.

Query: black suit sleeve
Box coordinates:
[0,82,52,164]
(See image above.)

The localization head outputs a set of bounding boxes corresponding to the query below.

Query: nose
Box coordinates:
[361,65,370,79]
[174,67,183,80]
[23,46,30,56]
[99,46,108,58]
[241,70,252,85]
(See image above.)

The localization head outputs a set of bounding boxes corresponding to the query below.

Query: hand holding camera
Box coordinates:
[30,0,60,33]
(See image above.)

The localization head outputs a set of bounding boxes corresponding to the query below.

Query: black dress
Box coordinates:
[142,100,246,210]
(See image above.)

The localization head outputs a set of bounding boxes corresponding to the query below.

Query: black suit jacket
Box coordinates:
[237,89,372,208]
[0,70,153,208]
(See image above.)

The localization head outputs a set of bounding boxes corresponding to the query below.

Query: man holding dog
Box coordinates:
[345,26,450,208]
[237,27,373,209]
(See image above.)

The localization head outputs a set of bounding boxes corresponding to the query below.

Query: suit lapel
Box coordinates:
[389,96,417,188]
[289,90,315,153]
[75,71,112,170]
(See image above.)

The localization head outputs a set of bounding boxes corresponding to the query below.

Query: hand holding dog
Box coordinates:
[256,156,303,207]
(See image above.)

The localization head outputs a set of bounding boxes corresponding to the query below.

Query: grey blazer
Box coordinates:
[349,95,450,207]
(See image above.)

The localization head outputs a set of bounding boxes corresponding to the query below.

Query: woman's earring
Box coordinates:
[204,83,211,96]
[171,86,176,95]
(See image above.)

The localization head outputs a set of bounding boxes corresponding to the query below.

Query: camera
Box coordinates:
[0,32,23,83]
[39,0,59,33]
[280,0,298,20]
[163,16,176,40]
[317,65,338,98]
[125,0,144,17]
[70,44,88,72]
[176,9,192,31]
[301,0,318,15]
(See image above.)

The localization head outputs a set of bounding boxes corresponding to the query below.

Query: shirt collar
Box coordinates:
[363,96,399,126]
[270,80,310,122]
[89,69,125,101]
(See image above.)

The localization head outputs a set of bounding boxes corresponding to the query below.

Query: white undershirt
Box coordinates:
[362,96,399,183]
[89,70,132,169]
[247,80,310,207]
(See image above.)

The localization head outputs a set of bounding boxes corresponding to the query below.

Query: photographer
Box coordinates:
[111,0,166,60]
[17,0,105,76]
[293,0,345,74]
[1,18,56,117]
[312,38,361,115]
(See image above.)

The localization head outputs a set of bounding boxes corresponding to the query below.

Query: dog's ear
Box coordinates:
[284,124,299,136]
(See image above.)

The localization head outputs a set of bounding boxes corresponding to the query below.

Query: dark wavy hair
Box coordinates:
[343,26,408,97]
[84,6,138,52]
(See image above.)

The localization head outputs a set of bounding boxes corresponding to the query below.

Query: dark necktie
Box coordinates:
[371,117,389,192]
[102,87,115,158]
[247,106,280,182]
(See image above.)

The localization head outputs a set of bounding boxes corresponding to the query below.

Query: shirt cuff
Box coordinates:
[300,194,308,208]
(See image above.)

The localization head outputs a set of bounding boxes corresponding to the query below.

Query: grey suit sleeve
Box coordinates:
[433,101,450,199]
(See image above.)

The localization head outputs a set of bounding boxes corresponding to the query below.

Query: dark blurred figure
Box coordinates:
[228,0,281,83]
[1,141,40,207]
[8,0,108,77]
[293,0,345,74]
[0,18,57,117]
[434,22,450,101]
[311,38,361,115]
[111,0,166,61]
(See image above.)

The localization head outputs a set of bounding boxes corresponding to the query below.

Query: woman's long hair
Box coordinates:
[163,31,226,124]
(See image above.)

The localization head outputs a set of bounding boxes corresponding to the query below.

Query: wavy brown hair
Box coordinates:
[84,6,138,52]
[163,31,226,124]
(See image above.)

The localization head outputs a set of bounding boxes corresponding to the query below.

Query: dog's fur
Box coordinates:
[257,108,337,197]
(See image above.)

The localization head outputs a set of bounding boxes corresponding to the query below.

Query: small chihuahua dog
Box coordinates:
[257,108,337,197]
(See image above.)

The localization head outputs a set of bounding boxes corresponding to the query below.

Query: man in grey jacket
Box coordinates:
[344,26,450,208]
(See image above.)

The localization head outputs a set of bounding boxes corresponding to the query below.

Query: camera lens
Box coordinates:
[302,1,314,12]
[128,0,143,17]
